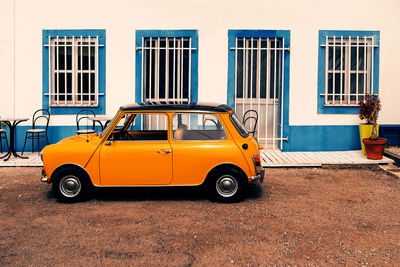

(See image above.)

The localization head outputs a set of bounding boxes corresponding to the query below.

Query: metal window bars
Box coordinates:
[321,36,376,105]
[136,37,195,131]
[231,37,289,150]
[45,36,103,106]
[137,37,196,104]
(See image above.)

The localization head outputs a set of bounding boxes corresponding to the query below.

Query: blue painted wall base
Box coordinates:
[1,124,399,152]
[283,125,400,152]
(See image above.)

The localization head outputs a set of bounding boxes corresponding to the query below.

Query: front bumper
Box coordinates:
[41,169,50,183]
[249,169,264,183]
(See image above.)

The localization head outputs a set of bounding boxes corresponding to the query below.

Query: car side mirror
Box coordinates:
[105,136,114,146]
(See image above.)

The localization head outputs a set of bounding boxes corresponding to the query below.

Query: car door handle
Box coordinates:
[157,150,172,153]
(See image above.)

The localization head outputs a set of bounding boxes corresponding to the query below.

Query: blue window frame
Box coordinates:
[42,29,106,115]
[317,30,380,114]
[227,30,291,151]
[135,30,198,103]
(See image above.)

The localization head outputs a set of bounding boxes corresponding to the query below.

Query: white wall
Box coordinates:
[0,0,14,118]
[0,0,399,126]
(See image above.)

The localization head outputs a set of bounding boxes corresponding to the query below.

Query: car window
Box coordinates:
[230,112,249,138]
[100,112,118,138]
[172,113,226,141]
[110,113,168,141]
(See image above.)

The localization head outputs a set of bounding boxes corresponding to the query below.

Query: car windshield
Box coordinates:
[100,112,119,138]
[230,112,249,138]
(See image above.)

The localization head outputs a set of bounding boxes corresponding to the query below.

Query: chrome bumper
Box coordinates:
[41,169,49,183]
[249,169,264,183]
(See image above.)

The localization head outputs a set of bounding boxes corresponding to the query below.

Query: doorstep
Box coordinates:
[261,150,394,167]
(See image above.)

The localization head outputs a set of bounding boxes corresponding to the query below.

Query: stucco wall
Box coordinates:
[0,0,399,129]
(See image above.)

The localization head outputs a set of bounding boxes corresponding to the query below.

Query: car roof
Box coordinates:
[120,102,233,113]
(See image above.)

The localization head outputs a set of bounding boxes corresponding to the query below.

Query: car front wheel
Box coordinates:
[207,167,247,203]
[52,167,90,203]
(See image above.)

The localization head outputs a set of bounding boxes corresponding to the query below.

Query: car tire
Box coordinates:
[52,167,91,203]
[206,167,247,203]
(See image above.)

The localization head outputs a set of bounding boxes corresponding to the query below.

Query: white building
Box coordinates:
[1,0,399,152]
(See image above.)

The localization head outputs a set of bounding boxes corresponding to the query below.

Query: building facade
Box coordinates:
[1,0,399,152]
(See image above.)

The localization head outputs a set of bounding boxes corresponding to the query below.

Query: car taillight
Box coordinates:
[252,155,262,174]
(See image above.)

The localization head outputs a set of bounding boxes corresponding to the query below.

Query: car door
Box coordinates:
[99,113,173,186]
[170,112,246,185]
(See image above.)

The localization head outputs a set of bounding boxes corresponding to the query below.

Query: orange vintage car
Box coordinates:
[41,102,264,203]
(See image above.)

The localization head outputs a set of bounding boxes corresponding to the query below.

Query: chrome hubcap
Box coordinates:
[216,175,238,197]
[59,175,81,198]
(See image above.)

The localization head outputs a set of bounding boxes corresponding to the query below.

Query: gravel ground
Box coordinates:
[0,167,400,266]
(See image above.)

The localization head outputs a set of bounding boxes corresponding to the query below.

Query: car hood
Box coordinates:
[58,134,101,144]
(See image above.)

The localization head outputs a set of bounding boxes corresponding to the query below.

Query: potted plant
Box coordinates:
[358,94,387,159]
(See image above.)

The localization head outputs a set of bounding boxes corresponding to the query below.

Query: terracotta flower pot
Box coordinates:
[359,123,379,155]
[362,138,387,160]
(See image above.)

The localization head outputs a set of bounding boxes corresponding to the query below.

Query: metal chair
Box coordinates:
[0,119,10,153]
[22,109,50,155]
[242,109,258,137]
[76,110,96,135]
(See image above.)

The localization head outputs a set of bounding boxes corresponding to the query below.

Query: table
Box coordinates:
[0,118,29,161]
[88,116,113,131]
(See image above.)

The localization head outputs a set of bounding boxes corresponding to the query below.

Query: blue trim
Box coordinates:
[135,30,198,103]
[284,124,400,151]
[317,30,380,114]
[380,125,400,146]
[285,125,361,151]
[42,29,106,115]
[7,124,399,152]
[227,30,291,151]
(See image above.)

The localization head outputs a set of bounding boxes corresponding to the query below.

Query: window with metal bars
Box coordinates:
[318,31,380,114]
[135,30,198,104]
[235,37,283,100]
[49,36,99,106]
[143,37,191,102]
[43,29,106,114]
[325,37,373,105]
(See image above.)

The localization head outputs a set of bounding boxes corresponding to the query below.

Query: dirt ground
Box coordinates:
[0,167,399,266]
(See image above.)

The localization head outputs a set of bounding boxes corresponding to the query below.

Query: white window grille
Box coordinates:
[322,36,376,105]
[232,37,288,150]
[46,36,102,106]
[138,37,195,103]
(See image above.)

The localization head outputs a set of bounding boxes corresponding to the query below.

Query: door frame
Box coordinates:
[227,30,291,151]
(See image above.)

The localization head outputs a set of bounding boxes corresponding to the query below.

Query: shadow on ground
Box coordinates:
[46,183,263,203]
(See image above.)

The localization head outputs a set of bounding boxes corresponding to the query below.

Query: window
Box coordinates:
[230,112,249,138]
[235,37,283,101]
[172,113,226,141]
[318,30,380,114]
[111,113,168,141]
[43,30,106,115]
[135,30,198,104]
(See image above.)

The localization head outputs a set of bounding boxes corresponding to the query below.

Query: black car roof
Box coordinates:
[120,102,233,113]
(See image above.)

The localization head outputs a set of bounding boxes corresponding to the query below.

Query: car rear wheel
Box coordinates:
[52,167,91,203]
[207,167,247,203]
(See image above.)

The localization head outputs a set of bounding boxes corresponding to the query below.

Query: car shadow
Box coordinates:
[46,184,263,203]
[91,186,207,202]
[245,184,263,200]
